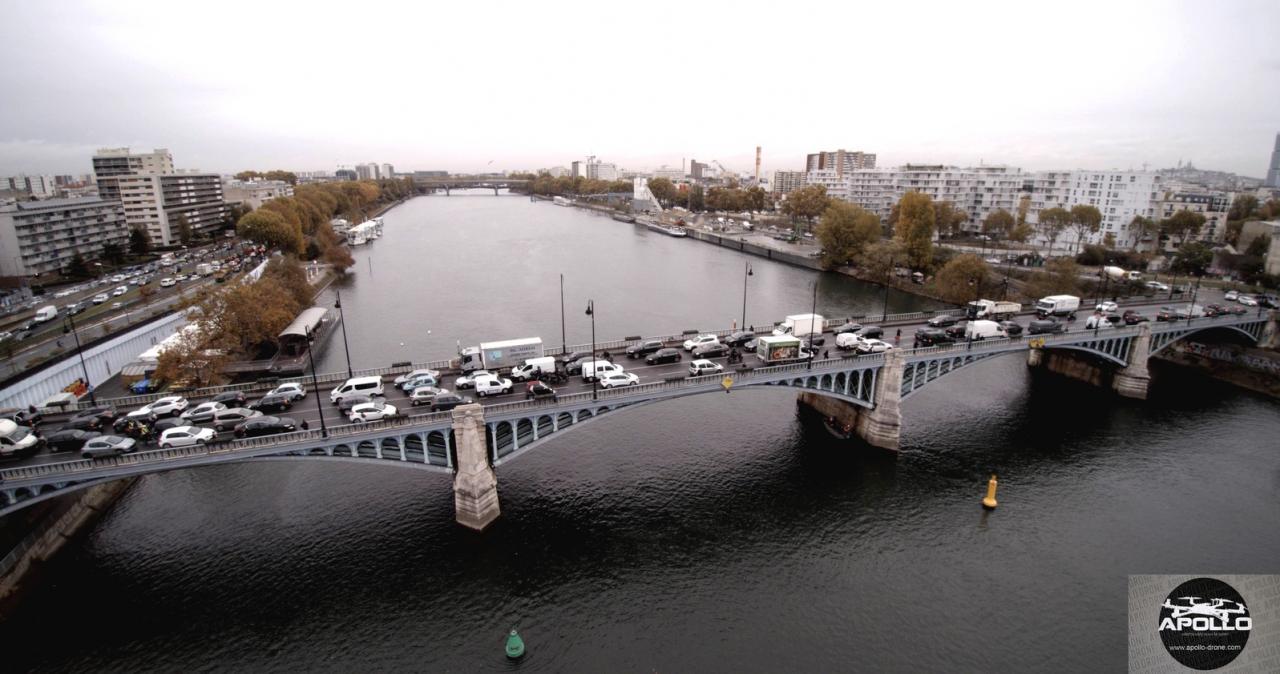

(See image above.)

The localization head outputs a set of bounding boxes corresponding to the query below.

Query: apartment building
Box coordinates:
[92,147,174,201]
[0,197,129,276]
[771,170,807,195]
[818,165,1025,230]
[805,149,877,175]
[117,172,228,246]
[3,175,58,198]
[1020,170,1162,252]
[1156,187,1232,248]
[223,179,295,210]
[380,163,394,180]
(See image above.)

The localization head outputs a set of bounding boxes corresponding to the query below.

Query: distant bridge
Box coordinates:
[413,176,529,196]
[0,311,1275,530]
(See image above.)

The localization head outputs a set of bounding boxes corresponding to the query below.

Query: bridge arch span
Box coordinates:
[1147,322,1265,357]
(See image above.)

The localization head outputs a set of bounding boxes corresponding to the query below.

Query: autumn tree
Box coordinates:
[154,328,230,388]
[858,239,906,282]
[647,177,677,206]
[238,210,303,253]
[1103,232,1116,249]
[816,201,880,267]
[1228,195,1258,221]
[782,185,829,223]
[1068,205,1103,253]
[745,186,769,212]
[261,256,313,308]
[1161,210,1206,249]
[933,201,969,238]
[324,242,355,272]
[893,191,936,270]
[1036,207,1072,256]
[932,254,991,304]
[1128,215,1159,251]
[688,184,705,212]
[983,208,1014,240]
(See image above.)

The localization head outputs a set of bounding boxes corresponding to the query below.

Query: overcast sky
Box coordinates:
[2,0,1278,178]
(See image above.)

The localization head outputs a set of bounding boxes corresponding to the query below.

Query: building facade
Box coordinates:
[0,197,129,276]
[223,179,294,210]
[771,170,807,195]
[652,166,685,181]
[380,163,394,180]
[92,148,174,201]
[1266,133,1280,188]
[3,175,58,198]
[116,173,228,246]
[1156,187,1233,248]
[805,149,877,175]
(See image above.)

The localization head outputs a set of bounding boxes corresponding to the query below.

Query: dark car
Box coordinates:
[430,394,471,412]
[1122,310,1149,324]
[1027,319,1066,335]
[625,340,665,358]
[913,328,953,346]
[152,417,187,434]
[250,393,294,413]
[944,323,968,340]
[926,315,959,328]
[999,321,1023,337]
[525,381,557,400]
[337,394,377,414]
[69,406,118,430]
[742,338,759,351]
[210,390,248,406]
[564,354,595,375]
[559,351,590,366]
[46,429,100,453]
[234,415,297,438]
[62,415,109,432]
[692,342,730,358]
[1155,306,1176,321]
[856,326,884,340]
[833,322,863,335]
[212,407,260,432]
[802,334,825,347]
[0,407,42,426]
[645,347,682,365]
[723,330,756,347]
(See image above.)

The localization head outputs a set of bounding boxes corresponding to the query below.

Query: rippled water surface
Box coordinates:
[4,195,1278,672]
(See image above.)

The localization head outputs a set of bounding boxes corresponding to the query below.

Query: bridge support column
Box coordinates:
[797,352,903,451]
[1026,346,1043,367]
[1112,322,1151,399]
[1260,310,1280,350]
[451,404,500,531]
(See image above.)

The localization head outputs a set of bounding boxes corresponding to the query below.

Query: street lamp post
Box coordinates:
[560,273,567,354]
[881,256,894,322]
[63,312,95,404]
[741,262,753,330]
[335,289,353,378]
[585,300,597,400]
[304,325,328,437]
[808,279,818,370]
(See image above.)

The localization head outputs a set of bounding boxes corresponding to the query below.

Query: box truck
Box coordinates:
[458,337,544,373]
[1035,295,1080,319]
[965,299,1021,320]
[756,335,805,364]
[34,305,58,323]
[772,313,824,337]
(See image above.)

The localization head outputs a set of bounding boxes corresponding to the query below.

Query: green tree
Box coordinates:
[983,208,1014,240]
[101,242,125,265]
[1009,220,1033,245]
[1128,215,1159,251]
[65,251,91,278]
[858,239,905,282]
[931,254,990,304]
[745,186,768,212]
[816,201,880,267]
[1171,241,1212,276]
[781,185,829,223]
[1103,232,1116,249]
[1161,210,1206,249]
[893,191,936,270]
[174,213,193,245]
[129,226,151,256]
[688,184,705,212]
[237,210,304,253]
[1228,194,1258,221]
[647,177,676,206]
[1068,204,1103,253]
[1036,207,1072,255]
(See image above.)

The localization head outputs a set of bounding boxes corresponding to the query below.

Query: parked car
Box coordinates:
[233,416,297,438]
[159,426,216,448]
[692,342,730,358]
[625,340,665,358]
[69,406,118,430]
[999,321,1023,337]
[429,394,471,412]
[269,382,307,401]
[129,378,159,394]
[127,396,188,419]
[81,435,137,459]
[688,359,724,376]
[598,371,640,388]
[855,339,894,354]
[250,393,294,413]
[926,315,959,328]
[210,390,248,407]
[682,334,720,351]
[1027,319,1066,335]
[212,407,261,432]
[525,381,557,400]
[1095,301,1119,313]
[723,331,755,347]
[349,402,398,423]
[46,429,100,453]
[394,368,442,387]
[913,328,953,346]
[645,348,682,365]
[1122,310,1149,325]
[408,386,450,406]
[180,401,226,424]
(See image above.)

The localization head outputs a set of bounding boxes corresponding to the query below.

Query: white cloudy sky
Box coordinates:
[1,0,1278,177]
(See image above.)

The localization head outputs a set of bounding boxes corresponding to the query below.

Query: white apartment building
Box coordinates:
[587,162,618,181]
[806,149,877,174]
[771,170,807,195]
[92,148,174,201]
[0,197,129,276]
[380,163,394,180]
[3,175,58,198]
[818,165,1025,230]
[356,164,378,180]
[652,166,685,181]
[223,179,294,210]
[1021,170,1162,253]
[1156,186,1232,249]
[117,172,228,246]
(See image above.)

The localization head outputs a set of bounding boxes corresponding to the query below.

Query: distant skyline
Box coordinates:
[2,1,1278,179]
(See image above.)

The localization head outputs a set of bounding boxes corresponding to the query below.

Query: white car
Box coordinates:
[112,286,128,296]
[270,382,307,401]
[160,277,176,288]
[688,359,724,376]
[1145,281,1170,292]
[408,386,450,406]
[92,293,109,304]
[598,371,640,388]
[126,396,189,419]
[181,401,227,423]
[835,333,864,350]
[855,339,894,354]
[682,334,720,351]
[349,401,398,423]
[159,426,216,448]
[455,370,492,389]
[1095,301,1118,313]
[1224,290,1239,301]
[394,368,442,386]
[473,374,513,397]
[1238,295,1258,306]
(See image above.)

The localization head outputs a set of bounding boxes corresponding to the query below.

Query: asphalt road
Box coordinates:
[3,290,1237,470]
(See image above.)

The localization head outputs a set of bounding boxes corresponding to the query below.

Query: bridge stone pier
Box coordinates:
[798,349,904,451]
[1111,322,1152,399]
[451,404,500,531]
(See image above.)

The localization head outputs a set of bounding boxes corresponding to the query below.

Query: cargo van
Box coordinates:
[964,320,1007,341]
[0,419,42,457]
[329,376,384,404]
[581,360,623,382]
[34,305,58,323]
[510,356,557,381]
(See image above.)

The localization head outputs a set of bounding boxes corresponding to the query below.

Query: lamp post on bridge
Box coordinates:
[881,255,894,323]
[335,289,353,379]
[585,299,597,400]
[304,325,328,437]
[741,262,753,331]
[62,312,95,405]
[808,278,818,370]
[560,273,567,354]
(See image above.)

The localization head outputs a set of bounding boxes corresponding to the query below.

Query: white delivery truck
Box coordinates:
[966,299,1021,321]
[510,356,557,381]
[772,314,825,338]
[195,263,215,276]
[34,305,58,323]
[1035,295,1080,319]
[458,337,544,373]
[964,320,1007,341]
[756,335,806,364]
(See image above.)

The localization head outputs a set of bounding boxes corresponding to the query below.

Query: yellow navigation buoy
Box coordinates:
[982,474,999,510]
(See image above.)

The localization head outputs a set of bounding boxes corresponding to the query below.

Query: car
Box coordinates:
[525,381,557,400]
[692,342,730,358]
[1174,306,1204,320]
[832,321,863,335]
[645,348,682,365]
[1122,310,1149,324]
[337,393,379,414]
[1237,295,1258,307]
[1220,304,1247,316]
[688,359,724,376]
[127,396,188,419]
[1224,290,1239,301]
[944,324,968,340]
[180,401,226,424]
[399,374,440,392]
[723,331,755,347]
[801,334,825,348]
[234,416,298,438]
[856,326,885,340]
[682,334,719,351]
[212,407,261,432]
[1095,301,1119,313]
[408,386,450,406]
[1203,303,1228,317]
[269,382,307,401]
[81,435,137,459]
[454,370,492,389]
[250,392,294,413]
[111,285,128,296]
[0,407,41,427]
[473,374,513,397]
[1027,318,1066,335]
[209,390,248,407]
[1145,281,1170,292]
[598,371,640,388]
[46,429,101,453]
[159,426,216,448]
[913,328,954,346]
[150,417,188,434]
[1084,313,1117,329]
[129,378,160,395]
[349,402,398,423]
[926,315,959,328]
[999,321,1023,337]
[625,340,665,358]
[110,302,123,310]
[160,277,176,288]
[855,339,894,354]
[559,351,591,367]
[92,293,109,304]
[429,394,472,412]
[1155,306,1177,321]
[69,406,118,430]
[394,368,442,387]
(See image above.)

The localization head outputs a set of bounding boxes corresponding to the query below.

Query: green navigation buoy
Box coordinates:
[505,628,525,659]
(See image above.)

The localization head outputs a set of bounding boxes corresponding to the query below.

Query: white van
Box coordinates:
[34,305,57,323]
[581,360,623,382]
[510,357,557,381]
[329,376,384,404]
[0,419,42,457]
[964,320,1007,341]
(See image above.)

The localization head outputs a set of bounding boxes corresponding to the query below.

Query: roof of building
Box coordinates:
[1,196,116,213]
[279,307,330,341]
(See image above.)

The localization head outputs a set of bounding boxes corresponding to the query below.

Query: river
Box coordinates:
[4,194,1278,672]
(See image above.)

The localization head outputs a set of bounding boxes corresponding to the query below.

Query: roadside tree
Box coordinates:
[817,202,880,267]
[893,191,936,270]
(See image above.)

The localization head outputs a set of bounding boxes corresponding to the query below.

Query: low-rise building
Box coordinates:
[223,179,294,210]
[0,197,129,276]
[1157,187,1233,248]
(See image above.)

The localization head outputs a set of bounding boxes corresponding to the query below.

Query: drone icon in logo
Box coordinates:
[1161,596,1248,621]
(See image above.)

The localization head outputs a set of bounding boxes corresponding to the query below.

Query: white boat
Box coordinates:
[346,230,367,246]
[553,196,572,206]
[644,220,688,238]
